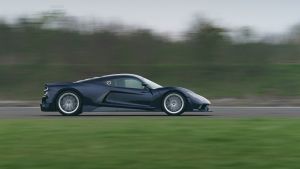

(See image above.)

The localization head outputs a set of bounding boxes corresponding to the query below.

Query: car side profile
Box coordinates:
[40,74,211,116]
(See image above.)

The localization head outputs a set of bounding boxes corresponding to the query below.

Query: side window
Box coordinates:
[107,78,144,89]
[124,78,144,89]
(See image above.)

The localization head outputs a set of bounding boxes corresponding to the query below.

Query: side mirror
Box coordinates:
[142,83,150,90]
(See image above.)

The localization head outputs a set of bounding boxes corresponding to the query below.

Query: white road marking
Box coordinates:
[213,106,300,109]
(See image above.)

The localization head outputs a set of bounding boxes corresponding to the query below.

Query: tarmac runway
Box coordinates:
[1,106,300,118]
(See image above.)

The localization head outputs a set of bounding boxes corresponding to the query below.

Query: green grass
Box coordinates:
[1,118,300,169]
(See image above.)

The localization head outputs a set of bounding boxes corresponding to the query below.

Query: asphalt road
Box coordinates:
[1,107,300,118]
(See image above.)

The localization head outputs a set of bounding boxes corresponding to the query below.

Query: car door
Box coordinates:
[104,77,154,109]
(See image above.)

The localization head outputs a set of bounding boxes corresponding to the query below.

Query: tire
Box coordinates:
[162,92,186,115]
[57,91,82,116]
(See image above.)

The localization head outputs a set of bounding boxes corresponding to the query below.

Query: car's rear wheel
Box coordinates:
[162,92,186,115]
[57,91,82,116]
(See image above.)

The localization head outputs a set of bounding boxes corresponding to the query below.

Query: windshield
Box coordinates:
[142,77,162,89]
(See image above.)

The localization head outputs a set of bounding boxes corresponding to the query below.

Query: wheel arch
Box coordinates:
[54,88,83,109]
[161,90,187,100]
[160,90,187,108]
[160,89,194,112]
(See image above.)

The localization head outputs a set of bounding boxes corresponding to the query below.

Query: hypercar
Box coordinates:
[40,74,211,116]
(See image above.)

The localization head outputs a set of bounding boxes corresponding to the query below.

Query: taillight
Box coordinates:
[43,85,49,96]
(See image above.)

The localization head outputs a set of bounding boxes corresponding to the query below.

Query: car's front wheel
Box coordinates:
[162,92,186,115]
[57,91,82,116]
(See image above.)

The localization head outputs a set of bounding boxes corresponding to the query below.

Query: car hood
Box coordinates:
[174,87,211,105]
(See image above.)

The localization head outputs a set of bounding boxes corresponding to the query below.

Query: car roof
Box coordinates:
[75,74,144,83]
[100,73,143,79]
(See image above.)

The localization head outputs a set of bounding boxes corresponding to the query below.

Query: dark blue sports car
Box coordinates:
[40,74,211,116]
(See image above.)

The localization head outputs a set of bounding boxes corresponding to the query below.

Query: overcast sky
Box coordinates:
[0,0,300,35]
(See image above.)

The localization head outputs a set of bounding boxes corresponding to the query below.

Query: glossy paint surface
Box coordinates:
[40,74,210,112]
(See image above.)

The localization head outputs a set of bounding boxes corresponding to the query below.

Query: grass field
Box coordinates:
[1,118,300,169]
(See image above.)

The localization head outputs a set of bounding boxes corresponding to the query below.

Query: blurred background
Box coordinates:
[1,0,300,100]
